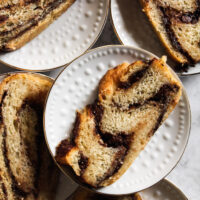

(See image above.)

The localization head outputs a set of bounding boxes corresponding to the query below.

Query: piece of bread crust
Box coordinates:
[1,0,75,51]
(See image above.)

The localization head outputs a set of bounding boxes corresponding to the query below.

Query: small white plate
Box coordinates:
[44,45,191,195]
[110,0,200,76]
[0,0,109,71]
[66,179,188,200]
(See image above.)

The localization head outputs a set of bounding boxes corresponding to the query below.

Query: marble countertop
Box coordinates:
[0,15,199,200]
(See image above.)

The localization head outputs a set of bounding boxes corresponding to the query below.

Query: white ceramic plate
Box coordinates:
[44,45,191,195]
[110,0,200,76]
[140,179,188,200]
[0,0,109,71]
[66,179,188,200]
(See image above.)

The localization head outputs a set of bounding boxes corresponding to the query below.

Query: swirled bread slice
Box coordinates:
[0,73,58,200]
[0,0,75,51]
[140,0,200,66]
[56,57,182,188]
[69,187,142,200]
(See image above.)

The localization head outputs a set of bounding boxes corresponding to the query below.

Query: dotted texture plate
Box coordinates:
[111,0,200,76]
[0,0,109,71]
[44,45,191,195]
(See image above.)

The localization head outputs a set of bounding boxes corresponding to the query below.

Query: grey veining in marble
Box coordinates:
[0,13,199,200]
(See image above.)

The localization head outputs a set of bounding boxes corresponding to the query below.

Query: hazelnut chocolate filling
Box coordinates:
[78,153,89,176]
[119,66,149,89]
[156,0,200,65]
[55,139,74,159]
[1,182,7,198]
[0,15,9,24]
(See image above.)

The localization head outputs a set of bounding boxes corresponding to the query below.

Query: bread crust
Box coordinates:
[2,0,76,51]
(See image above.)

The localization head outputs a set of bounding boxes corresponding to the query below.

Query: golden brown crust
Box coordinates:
[3,0,76,51]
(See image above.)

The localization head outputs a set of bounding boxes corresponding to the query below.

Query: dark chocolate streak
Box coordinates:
[55,113,80,158]
[119,66,149,89]
[1,183,8,198]
[55,139,74,159]
[150,84,179,132]
[100,132,133,148]
[0,15,9,24]
[78,153,89,176]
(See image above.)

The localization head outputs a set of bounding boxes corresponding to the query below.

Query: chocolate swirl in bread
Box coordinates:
[55,57,182,188]
[0,0,75,51]
[0,74,58,200]
[141,0,200,66]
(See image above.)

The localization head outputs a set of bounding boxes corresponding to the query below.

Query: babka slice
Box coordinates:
[140,0,200,66]
[56,57,182,188]
[0,0,75,51]
[69,187,142,200]
[0,73,58,200]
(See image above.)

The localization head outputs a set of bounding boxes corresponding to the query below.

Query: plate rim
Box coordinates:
[110,0,200,76]
[0,0,110,72]
[66,179,188,200]
[43,44,191,195]
[162,179,188,200]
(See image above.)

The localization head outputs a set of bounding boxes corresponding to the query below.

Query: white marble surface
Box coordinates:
[0,13,199,199]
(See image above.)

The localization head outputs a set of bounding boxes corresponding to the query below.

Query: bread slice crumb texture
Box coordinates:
[0,73,58,200]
